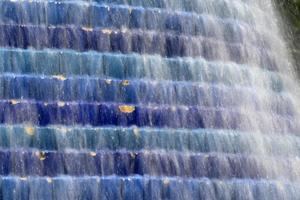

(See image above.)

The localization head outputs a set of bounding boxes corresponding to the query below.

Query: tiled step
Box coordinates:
[0,149,299,180]
[0,24,278,68]
[0,125,300,156]
[0,0,266,26]
[0,1,268,47]
[0,100,297,132]
[0,48,285,86]
[2,175,300,200]
[0,74,293,116]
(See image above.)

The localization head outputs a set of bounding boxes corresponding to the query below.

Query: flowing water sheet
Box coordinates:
[0,0,300,199]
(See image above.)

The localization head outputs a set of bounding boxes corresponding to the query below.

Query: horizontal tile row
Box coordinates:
[0,100,296,132]
[0,149,298,180]
[0,74,293,116]
[0,24,277,67]
[0,48,285,86]
[0,1,268,46]
[0,125,299,156]
[1,0,263,25]
[2,175,299,200]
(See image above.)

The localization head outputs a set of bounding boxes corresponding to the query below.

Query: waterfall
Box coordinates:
[0,0,300,199]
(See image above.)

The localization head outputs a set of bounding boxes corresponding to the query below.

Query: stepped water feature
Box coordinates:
[0,0,300,199]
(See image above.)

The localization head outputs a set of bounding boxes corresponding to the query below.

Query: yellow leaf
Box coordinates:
[122,80,130,86]
[119,105,135,113]
[37,151,46,161]
[25,125,35,136]
[10,99,20,105]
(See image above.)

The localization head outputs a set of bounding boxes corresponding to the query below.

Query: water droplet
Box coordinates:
[58,127,68,134]
[122,80,130,86]
[121,28,128,33]
[46,177,52,183]
[105,79,112,84]
[58,101,65,107]
[171,106,176,112]
[130,152,136,158]
[82,27,93,32]
[52,75,67,81]
[163,178,170,185]
[90,151,97,157]
[133,127,140,137]
[153,106,159,110]
[102,29,112,35]
[119,105,135,113]
[25,125,35,136]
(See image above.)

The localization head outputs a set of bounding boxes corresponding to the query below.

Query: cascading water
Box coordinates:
[0,0,299,199]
